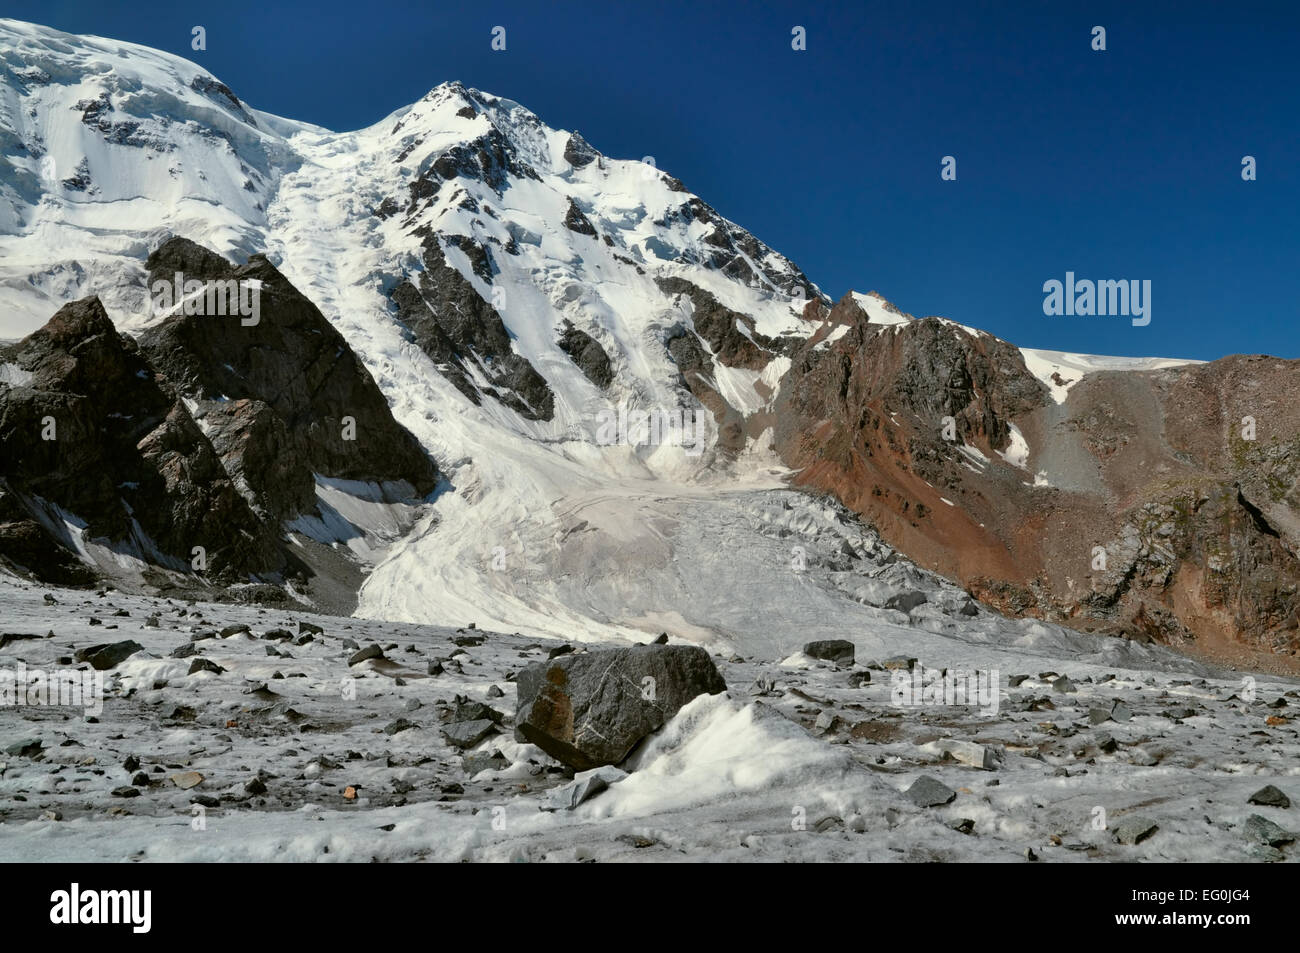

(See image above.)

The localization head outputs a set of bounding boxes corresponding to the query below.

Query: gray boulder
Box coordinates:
[347,644,383,666]
[514,644,726,770]
[442,719,497,749]
[1244,814,1294,847]
[803,639,855,666]
[905,775,956,807]
[1248,785,1291,809]
[1112,816,1159,845]
[75,640,144,670]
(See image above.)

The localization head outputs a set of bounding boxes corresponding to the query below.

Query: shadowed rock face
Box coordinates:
[0,237,440,587]
[390,235,555,421]
[656,276,778,370]
[773,293,1300,668]
[140,237,438,519]
[557,321,614,390]
[0,295,286,580]
[562,131,599,169]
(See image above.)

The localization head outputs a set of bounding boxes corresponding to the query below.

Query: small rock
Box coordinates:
[463,752,510,775]
[76,640,145,670]
[384,718,417,736]
[452,701,504,724]
[442,719,497,749]
[1112,817,1159,845]
[881,655,917,671]
[542,766,628,811]
[348,645,384,666]
[1249,844,1286,862]
[935,739,997,770]
[1129,748,1160,767]
[1244,814,1294,847]
[906,775,956,807]
[813,711,840,735]
[749,676,779,696]
[1248,785,1291,809]
[170,771,204,790]
[803,639,855,666]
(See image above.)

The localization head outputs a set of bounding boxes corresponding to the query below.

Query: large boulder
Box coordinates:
[803,639,855,665]
[515,644,727,770]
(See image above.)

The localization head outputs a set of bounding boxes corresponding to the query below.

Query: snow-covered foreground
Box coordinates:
[1,571,1296,863]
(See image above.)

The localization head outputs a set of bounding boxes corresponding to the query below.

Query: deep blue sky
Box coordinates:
[9,0,1298,360]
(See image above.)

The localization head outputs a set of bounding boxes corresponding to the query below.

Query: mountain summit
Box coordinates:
[1,19,1298,670]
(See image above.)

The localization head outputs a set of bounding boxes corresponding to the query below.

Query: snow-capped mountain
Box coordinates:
[0,18,829,624]
[3,18,1299,670]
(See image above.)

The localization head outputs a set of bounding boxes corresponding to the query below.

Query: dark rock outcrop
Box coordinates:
[390,235,555,420]
[0,237,440,588]
[140,237,437,521]
[0,295,286,580]
[564,198,597,237]
[563,132,599,169]
[557,321,614,389]
[656,277,774,370]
